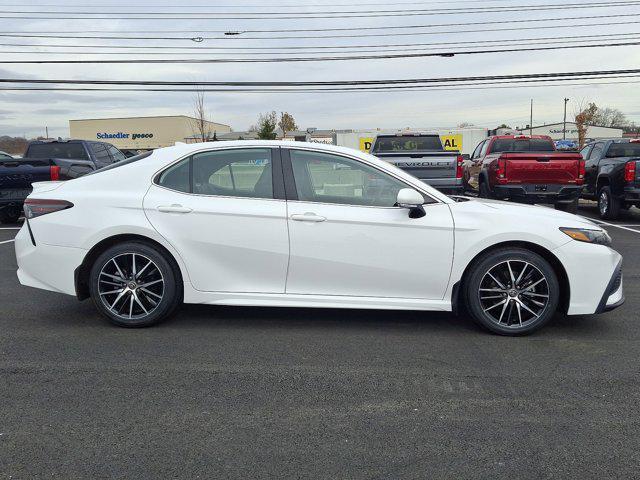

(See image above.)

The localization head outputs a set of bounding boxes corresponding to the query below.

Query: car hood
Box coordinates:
[453,197,600,229]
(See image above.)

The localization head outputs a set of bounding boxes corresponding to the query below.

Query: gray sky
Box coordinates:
[1,0,639,138]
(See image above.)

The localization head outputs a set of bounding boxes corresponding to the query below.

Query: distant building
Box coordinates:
[69,115,232,150]
[517,122,623,141]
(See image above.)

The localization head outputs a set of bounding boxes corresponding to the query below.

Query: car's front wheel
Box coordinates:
[463,248,560,335]
[89,241,182,327]
[598,186,621,220]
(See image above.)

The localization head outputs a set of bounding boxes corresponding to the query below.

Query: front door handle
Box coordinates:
[290,213,326,223]
[157,204,193,214]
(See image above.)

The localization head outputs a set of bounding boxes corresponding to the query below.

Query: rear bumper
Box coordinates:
[493,184,582,204]
[416,177,464,195]
[15,225,86,296]
[622,186,640,202]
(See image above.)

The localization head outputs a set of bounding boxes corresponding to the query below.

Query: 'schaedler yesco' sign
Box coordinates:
[97,132,154,140]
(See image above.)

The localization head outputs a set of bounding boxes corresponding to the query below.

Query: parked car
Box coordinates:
[464,135,585,213]
[580,138,640,219]
[0,139,126,224]
[0,150,13,160]
[15,141,623,335]
[370,133,464,195]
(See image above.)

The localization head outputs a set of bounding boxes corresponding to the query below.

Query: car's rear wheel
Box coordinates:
[463,248,559,335]
[598,186,621,220]
[89,241,182,327]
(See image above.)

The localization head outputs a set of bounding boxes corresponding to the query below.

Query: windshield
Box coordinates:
[27,142,90,160]
[373,136,443,153]
[607,142,640,158]
[491,138,555,153]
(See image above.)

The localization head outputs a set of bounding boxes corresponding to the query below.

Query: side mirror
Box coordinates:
[397,188,426,219]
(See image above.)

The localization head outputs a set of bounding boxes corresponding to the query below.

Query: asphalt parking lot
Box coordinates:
[1,204,639,479]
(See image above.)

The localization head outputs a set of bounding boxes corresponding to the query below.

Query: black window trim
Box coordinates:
[153,146,285,201]
[281,146,440,208]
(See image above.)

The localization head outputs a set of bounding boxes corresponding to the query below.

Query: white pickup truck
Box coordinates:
[370,133,464,195]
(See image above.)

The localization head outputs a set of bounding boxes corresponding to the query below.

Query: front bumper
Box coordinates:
[596,259,624,313]
[553,241,623,315]
[494,184,582,204]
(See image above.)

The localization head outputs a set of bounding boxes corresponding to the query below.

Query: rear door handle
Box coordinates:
[290,213,326,223]
[157,204,193,214]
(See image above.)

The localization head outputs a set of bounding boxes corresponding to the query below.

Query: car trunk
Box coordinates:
[500,153,583,184]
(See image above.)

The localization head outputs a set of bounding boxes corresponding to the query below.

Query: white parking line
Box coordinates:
[583,217,640,234]
[0,227,21,230]
[0,239,14,245]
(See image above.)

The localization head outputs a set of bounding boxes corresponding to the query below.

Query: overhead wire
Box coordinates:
[0,40,638,63]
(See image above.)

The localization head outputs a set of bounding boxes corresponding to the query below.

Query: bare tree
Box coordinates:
[278,112,298,139]
[191,89,212,142]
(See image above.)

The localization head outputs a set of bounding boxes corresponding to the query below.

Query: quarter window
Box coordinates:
[289,150,418,207]
[157,158,190,193]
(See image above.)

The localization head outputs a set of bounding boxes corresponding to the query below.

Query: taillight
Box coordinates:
[577,159,586,185]
[23,198,73,219]
[496,158,507,183]
[624,161,636,183]
[456,155,464,179]
[50,165,60,181]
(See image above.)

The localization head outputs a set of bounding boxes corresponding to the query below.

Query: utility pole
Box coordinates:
[530,99,533,136]
[45,126,49,139]
[563,98,569,140]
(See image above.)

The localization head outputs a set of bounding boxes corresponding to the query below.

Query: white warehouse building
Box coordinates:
[517,122,623,141]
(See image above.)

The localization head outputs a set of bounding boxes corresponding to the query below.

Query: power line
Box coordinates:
[0,40,638,63]
[0,0,571,6]
[1,1,638,19]
[2,79,640,93]
[1,32,638,54]
[2,68,638,87]
[4,36,640,56]
[0,12,633,35]
[1,15,638,41]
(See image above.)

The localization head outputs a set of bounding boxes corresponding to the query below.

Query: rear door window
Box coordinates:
[90,142,113,168]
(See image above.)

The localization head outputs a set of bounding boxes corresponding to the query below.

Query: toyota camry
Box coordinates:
[15,141,624,335]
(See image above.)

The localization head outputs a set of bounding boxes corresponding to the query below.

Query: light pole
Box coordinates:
[530,99,533,136]
[563,98,570,140]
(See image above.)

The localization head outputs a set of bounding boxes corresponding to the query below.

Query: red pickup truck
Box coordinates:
[463,135,585,213]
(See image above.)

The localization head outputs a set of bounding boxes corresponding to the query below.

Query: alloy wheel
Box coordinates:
[98,253,165,320]
[599,191,609,216]
[478,260,550,329]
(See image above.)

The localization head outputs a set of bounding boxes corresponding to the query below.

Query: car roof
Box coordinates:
[140,140,454,204]
[490,135,553,140]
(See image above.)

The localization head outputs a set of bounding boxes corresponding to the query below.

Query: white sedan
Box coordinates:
[15,141,623,335]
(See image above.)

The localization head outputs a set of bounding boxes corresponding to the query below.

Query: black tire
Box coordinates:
[478,180,493,199]
[598,186,621,220]
[0,206,21,224]
[462,248,560,336]
[89,241,182,327]
[554,198,578,214]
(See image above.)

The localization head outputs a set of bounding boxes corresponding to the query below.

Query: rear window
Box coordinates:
[372,135,443,153]
[27,142,89,160]
[490,138,555,153]
[606,143,640,158]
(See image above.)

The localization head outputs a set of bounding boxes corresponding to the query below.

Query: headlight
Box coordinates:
[560,227,612,246]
